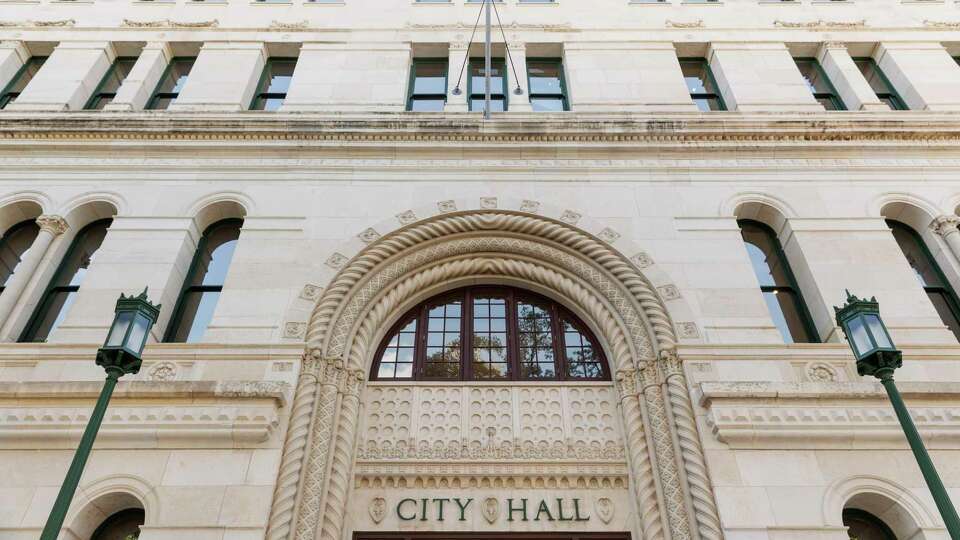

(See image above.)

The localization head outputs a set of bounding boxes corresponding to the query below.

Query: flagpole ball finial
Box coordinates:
[514,87,524,95]
[453,87,462,96]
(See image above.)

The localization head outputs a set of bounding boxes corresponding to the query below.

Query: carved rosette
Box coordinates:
[36,215,68,236]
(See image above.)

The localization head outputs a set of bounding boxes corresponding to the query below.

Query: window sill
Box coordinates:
[368,380,612,387]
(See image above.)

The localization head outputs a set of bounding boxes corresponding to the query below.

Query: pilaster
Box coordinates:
[817,42,888,112]
[0,41,29,97]
[507,42,533,113]
[446,42,470,112]
[708,41,822,112]
[169,42,267,112]
[874,42,960,111]
[281,42,411,113]
[564,41,696,112]
[104,42,173,112]
[5,41,116,111]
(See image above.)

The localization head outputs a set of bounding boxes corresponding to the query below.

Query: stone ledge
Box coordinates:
[0,380,289,406]
[698,381,960,405]
[698,381,960,449]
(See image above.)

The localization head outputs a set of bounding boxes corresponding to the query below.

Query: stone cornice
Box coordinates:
[0,342,304,363]
[1,112,960,149]
[0,380,289,405]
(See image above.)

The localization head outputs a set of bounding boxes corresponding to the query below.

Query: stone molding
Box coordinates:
[699,381,960,448]
[266,209,721,540]
[2,113,960,148]
[0,380,289,447]
[355,472,628,490]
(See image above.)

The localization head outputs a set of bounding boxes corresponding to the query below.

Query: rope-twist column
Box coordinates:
[319,370,364,540]
[640,362,693,540]
[265,351,323,540]
[293,360,347,540]
[617,368,666,540]
[660,349,722,540]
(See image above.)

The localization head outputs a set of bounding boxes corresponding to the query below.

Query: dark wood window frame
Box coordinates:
[794,57,846,111]
[371,285,610,382]
[852,57,908,111]
[0,56,48,110]
[407,58,449,111]
[467,57,508,112]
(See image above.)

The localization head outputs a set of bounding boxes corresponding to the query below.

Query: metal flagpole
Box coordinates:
[484,0,492,120]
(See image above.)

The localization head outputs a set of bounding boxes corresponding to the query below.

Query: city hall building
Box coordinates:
[3,0,960,539]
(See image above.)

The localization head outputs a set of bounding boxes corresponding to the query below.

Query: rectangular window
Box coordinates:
[407,59,448,112]
[85,57,138,110]
[853,58,907,110]
[0,57,47,110]
[468,58,507,112]
[679,58,725,111]
[794,58,845,111]
[527,58,568,112]
[146,57,196,110]
[250,58,297,111]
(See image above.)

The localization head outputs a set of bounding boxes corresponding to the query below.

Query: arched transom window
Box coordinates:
[372,286,609,382]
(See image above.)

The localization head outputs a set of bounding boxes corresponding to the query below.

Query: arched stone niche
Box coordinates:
[824,475,941,540]
[64,474,156,540]
[266,207,721,540]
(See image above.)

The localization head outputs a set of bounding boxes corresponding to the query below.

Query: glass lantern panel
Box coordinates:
[106,311,133,347]
[865,314,893,349]
[127,313,151,354]
[846,315,873,358]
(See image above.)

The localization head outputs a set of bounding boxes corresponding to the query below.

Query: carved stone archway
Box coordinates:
[266,209,722,540]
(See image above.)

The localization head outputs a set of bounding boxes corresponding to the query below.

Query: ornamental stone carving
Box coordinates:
[284,322,307,339]
[520,200,541,214]
[358,228,380,244]
[805,361,839,383]
[269,210,719,540]
[36,215,68,236]
[438,200,457,213]
[480,197,498,209]
[595,497,614,524]
[396,210,418,225]
[631,252,654,269]
[560,210,582,225]
[369,497,386,524]
[483,497,499,523]
[300,284,323,301]
[657,284,682,301]
[147,361,177,381]
[930,215,960,237]
[324,253,349,270]
[598,228,621,243]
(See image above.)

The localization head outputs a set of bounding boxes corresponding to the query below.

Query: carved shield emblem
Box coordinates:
[482,497,499,524]
[595,497,614,524]
[369,497,386,524]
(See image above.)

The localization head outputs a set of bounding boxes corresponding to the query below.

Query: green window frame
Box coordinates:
[526,57,569,112]
[853,57,908,110]
[467,57,508,112]
[84,57,138,110]
[739,219,820,344]
[20,218,112,343]
[406,58,449,112]
[163,219,243,343]
[250,57,298,111]
[0,57,48,110]
[794,58,846,111]
[887,219,960,342]
[679,58,726,111]
[146,57,197,110]
[0,219,41,296]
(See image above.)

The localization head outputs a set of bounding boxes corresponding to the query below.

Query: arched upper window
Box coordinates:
[372,286,609,382]
[887,219,960,341]
[91,508,144,540]
[738,219,819,343]
[0,219,40,296]
[20,218,111,342]
[843,508,896,540]
[164,219,242,343]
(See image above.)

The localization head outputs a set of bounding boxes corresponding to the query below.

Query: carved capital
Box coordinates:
[930,215,960,237]
[638,362,662,391]
[320,358,348,388]
[658,348,683,378]
[821,41,848,50]
[36,215,68,236]
[343,369,366,397]
[615,368,638,398]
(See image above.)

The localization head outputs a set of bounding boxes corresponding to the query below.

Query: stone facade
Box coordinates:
[1,1,960,540]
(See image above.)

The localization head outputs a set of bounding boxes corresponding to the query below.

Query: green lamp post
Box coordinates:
[40,289,160,540]
[835,291,960,539]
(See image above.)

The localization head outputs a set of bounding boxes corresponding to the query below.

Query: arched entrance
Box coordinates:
[266,207,721,540]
